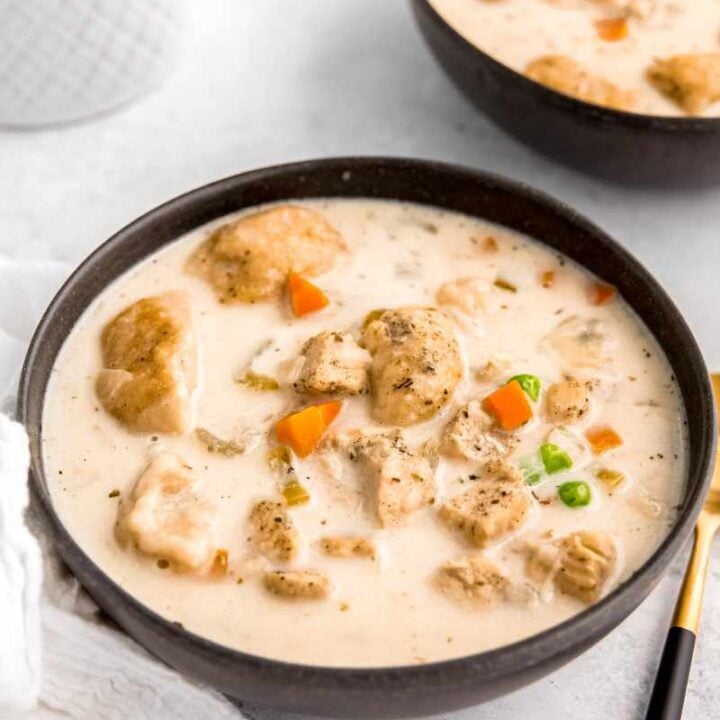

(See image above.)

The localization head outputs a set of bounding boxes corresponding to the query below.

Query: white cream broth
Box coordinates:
[430,0,720,117]
[43,199,686,667]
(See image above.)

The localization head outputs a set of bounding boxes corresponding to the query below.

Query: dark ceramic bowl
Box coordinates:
[412,0,720,187]
[18,158,715,718]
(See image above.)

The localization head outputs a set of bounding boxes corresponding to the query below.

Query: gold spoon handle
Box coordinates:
[673,515,717,633]
[645,514,719,720]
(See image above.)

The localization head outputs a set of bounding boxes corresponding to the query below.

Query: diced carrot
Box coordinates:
[275,401,342,457]
[319,400,342,425]
[585,426,623,454]
[595,17,629,42]
[540,270,555,288]
[288,272,329,317]
[594,282,616,306]
[482,379,533,431]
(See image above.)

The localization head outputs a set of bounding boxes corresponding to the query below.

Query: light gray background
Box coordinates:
[2,1,717,718]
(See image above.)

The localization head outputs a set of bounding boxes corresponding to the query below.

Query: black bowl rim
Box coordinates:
[17,156,716,690]
[414,0,720,131]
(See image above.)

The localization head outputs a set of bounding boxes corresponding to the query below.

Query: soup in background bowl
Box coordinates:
[18,158,715,718]
[430,0,720,117]
[412,1,720,186]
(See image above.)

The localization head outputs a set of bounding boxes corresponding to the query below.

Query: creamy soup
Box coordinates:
[430,0,720,117]
[42,199,686,667]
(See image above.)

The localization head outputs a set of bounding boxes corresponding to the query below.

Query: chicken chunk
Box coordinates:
[332,429,436,527]
[542,315,613,375]
[187,205,345,303]
[320,535,376,559]
[482,457,526,484]
[439,463,531,548]
[527,531,617,604]
[441,400,519,462]
[436,277,490,317]
[96,292,197,434]
[545,379,593,424]
[648,54,720,115]
[263,570,330,600]
[362,307,463,426]
[556,532,617,602]
[249,500,298,563]
[474,354,512,382]
[525,55,635,111]
[294,331,371,396]
[116,454,218,573]
[435,555,508,607]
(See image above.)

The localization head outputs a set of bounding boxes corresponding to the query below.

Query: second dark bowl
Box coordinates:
[412,0,720,187]
[18,157,715,717]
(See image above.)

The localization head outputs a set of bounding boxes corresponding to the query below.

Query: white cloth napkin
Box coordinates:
[0,256,241,719]
[0,415,41,716]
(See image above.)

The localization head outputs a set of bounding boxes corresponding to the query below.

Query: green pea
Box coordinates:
[558,480,592,508]
[519,455,544,486]
[509,374,541,402]
[540,443,573,474]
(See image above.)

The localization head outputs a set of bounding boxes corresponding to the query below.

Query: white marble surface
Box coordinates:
[1,1,718,718]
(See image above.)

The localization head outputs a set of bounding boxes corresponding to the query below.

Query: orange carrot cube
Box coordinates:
[595,18,629,42]
[594,282,616,306]
[482,379,533,431]
[275,401,342,457]
[585,426,623,454]
[288,272,329,317]
[319,400,342,426]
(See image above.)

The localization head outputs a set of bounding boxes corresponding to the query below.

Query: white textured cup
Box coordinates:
[0,0,185,127]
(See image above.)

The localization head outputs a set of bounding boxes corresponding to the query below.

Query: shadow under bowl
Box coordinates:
[411,0,720,188]
[17,157,716,718]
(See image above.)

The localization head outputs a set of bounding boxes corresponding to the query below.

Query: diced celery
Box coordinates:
[519,454,544,486]
[267,445,292,471]
[283,481,310,506]
[237,370,280,391]
[595,467,625,490]
[195,428,246,457]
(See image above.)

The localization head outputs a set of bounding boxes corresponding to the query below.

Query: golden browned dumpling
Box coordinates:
[116,454,218,573]
[96,291,196,434]
[648,53,720,115]
[526,55,636,111]
[362,307,463,426]
[187,205,345,303]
